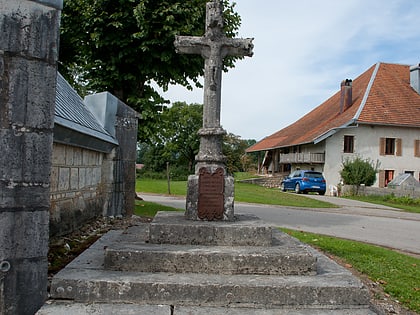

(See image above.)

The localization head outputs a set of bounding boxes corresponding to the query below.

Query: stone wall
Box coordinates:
[240,176,283,188]
[342,185,420,199]
[0,0,62,313]
[49,143,113,237]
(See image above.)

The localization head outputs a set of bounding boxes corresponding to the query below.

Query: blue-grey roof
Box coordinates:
[54,73,118,147]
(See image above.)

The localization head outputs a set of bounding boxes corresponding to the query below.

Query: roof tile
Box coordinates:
[247,63,420,152]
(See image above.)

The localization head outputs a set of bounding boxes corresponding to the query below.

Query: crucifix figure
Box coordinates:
[174,0,253,221]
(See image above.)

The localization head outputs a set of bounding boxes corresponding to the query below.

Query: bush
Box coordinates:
[340,156,380,194]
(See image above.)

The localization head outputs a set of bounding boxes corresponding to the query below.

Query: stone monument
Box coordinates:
[174,0,253,221]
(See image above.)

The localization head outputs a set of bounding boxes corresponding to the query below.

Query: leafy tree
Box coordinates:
[340,156,380,194]
[159,102,203,172]
[59,0,242,142]
[223,133,256,174]
[137,102,256,178]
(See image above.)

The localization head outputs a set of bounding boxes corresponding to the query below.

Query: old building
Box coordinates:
[247,62,420,189]
[51,73,139,237]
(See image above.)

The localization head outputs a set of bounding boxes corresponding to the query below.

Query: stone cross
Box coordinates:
[174,0,253,221]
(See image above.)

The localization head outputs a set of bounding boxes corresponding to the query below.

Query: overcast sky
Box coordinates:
[158,0,420,141]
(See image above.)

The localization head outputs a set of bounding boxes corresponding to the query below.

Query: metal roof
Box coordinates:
[54,73,118,150]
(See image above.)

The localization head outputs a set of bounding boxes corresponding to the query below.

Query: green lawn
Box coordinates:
[345,194,420,214]
[285,229,420,313]
[136,178,336,208]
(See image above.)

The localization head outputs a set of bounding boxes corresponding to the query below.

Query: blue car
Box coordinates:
[280,170,326,195]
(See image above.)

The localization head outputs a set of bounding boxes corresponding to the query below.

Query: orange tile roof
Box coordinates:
[246,62,420,153]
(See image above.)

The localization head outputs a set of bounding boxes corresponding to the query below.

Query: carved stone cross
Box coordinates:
[174,0,253,221]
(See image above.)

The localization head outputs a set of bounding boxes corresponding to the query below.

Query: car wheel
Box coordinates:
[319,191,326,196]
[280,182,286,192]
[295,183,301,194]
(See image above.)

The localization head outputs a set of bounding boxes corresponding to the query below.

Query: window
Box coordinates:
[343,135,354,153]
[385,170,394,187]
[379,169,395,187]
[385,138,395,155]
[380,138,402,156]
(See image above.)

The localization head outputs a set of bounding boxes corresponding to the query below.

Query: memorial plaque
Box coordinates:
[198,168,224,220]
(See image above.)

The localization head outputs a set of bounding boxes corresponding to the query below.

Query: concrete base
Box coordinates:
[41,216,377,313]
[149,211,272,246]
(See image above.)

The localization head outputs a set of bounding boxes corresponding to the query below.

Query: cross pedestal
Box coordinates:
[174,0,253,221]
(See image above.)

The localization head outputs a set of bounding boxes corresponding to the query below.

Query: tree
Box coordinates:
[340,156,380,194]
[59,0,242,142]
[159,102,203,172]
[223,133,256,174]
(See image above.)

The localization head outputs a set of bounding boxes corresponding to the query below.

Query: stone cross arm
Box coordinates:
[174,35,254,59]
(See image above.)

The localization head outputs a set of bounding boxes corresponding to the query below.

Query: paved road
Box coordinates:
[140,193,420,257]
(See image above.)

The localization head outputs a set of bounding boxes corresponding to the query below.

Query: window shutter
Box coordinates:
[379,138,386,156]
[415,140,420,157]
[396,138,402,156]
[378,170,385,188]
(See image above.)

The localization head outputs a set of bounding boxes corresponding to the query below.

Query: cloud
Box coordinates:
[158,0,420,140]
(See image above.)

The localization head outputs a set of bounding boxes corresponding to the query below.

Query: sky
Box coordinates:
[157,0,420,141]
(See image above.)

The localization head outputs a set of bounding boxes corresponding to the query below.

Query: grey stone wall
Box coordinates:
[0,0,62,314]
[50,143,113,237]
[240,176,283,188]
[342,185,420,199]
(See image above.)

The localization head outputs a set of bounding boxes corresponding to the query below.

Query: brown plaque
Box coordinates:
[198,168,224,220]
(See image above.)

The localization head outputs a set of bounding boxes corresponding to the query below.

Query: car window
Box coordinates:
[304,172,323,178]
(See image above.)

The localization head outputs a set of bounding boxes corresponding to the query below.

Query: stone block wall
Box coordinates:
[342,185,420,199]
[0,0,62,313]
[240,176,283,188]
[49,143,113,237]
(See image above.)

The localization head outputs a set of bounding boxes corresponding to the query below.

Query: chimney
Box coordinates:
[340,79,353,113]
[410,64,420,94]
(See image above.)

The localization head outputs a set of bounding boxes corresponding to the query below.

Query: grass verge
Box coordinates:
[134,200,182,217]
[283,229,420,313]
[136,179,336,208]
[345,195,420,213]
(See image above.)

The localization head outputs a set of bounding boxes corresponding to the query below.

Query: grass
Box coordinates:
[234,182,336,208]
[345,194,420,214]
[136,178,336,208]
[134,200,182,217]
[283,229,420,313]
[136,178,187,195]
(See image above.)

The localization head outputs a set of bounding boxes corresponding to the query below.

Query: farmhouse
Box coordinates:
[246,62,420,189]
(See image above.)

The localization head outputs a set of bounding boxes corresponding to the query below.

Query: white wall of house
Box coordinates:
[324,125,420,188]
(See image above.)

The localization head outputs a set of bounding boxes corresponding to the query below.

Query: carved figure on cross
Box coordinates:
[174,0,253,169]
[175,0,253,221]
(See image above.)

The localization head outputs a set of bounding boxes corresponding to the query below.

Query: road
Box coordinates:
[140,193,420,257]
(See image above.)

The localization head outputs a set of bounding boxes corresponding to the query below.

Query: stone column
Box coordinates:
[0,0,62,314]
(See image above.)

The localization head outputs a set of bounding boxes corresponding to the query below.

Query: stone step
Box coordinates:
[149,212,273,246]
[104,227,317,275]
[50,253,370,309]
[38,301,378,315]
[50,268,370,308]
[104,242,316,275]
[44,220,376,313]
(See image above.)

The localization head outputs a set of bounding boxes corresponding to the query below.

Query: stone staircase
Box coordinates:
[38,212,378,314]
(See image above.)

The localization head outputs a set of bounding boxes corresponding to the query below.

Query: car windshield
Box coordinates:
[304,172,323,178]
